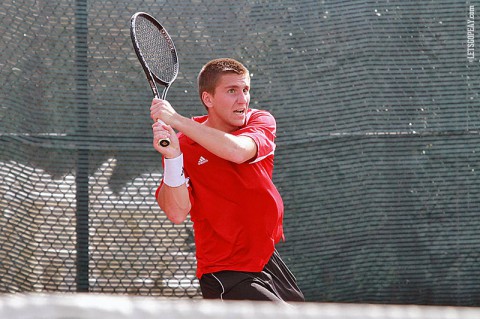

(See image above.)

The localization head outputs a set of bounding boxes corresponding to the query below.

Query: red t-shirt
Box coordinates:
[158,109,284,278]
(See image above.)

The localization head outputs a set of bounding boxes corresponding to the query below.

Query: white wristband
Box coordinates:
[163,153,186,187]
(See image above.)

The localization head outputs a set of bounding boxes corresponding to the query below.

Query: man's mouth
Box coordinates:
[234,109,245,115]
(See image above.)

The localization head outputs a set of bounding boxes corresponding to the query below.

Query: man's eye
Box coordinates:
[228,89,235,93]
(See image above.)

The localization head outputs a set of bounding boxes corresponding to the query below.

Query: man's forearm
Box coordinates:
[172,115,256,164]
[157,183,191,224]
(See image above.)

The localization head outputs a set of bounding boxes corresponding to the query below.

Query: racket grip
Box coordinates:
[156,119,170,147]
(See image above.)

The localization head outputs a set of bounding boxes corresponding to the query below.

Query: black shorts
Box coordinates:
[199,249,305,302]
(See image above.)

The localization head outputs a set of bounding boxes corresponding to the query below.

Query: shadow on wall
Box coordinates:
[0,158,199,297]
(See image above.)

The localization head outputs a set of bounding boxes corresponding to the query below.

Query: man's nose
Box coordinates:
[238,92,249,103]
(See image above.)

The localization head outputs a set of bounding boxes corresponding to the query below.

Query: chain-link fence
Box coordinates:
[1,0,480,304]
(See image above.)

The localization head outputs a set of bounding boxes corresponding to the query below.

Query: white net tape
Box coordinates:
[0,294,479,319]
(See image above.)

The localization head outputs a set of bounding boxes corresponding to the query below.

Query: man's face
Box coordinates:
[204,73,251,132]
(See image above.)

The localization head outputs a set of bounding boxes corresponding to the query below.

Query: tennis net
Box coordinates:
[0,294,479,319]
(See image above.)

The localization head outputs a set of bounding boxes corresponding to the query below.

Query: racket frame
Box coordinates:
[130,12,179,147]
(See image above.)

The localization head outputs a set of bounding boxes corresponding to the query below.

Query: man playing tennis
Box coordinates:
[150,58,304,302]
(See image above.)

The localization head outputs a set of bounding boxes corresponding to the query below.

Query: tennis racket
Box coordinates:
[130,12,179,147]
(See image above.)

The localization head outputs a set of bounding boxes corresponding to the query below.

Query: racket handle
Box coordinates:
[156,119,170,147]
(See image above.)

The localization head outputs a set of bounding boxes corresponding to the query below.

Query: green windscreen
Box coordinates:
[1,0,479,304]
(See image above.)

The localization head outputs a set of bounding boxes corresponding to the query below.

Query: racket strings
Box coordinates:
[134,16,178,84]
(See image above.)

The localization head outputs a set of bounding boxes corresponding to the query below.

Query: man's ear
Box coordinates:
[202,91,213,108]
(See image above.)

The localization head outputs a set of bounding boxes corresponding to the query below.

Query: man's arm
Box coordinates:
[150,98,257,164]
[156,183,191,224]
[173,116,257,164]
[151,121,191,224]
[150,98,260,224]
[156,120,255,223]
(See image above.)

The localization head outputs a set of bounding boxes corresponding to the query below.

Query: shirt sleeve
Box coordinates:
[234,109,277,164]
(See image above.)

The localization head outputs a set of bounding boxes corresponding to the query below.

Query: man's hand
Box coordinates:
[150,98,182,158]
[150,98,177,126]
[151,121,181,158]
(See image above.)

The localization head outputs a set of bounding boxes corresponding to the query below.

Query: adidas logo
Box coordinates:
[197,156,208,165]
